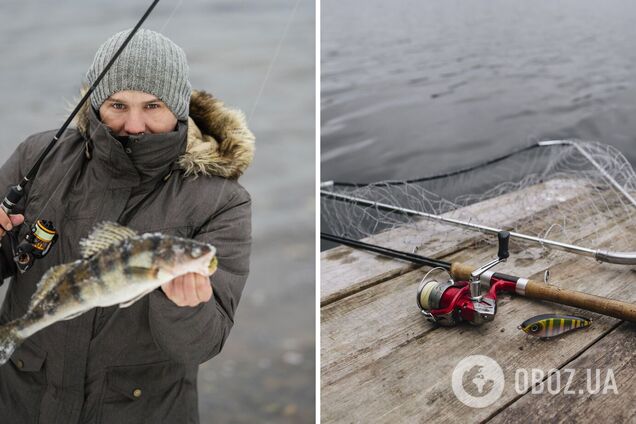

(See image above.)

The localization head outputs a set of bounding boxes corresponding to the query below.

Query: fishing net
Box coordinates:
[321,140,636,264]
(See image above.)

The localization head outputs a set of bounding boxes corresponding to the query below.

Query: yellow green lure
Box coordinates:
[518,314,592,338]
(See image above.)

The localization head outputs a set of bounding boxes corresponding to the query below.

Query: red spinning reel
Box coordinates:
[416,231,522,326]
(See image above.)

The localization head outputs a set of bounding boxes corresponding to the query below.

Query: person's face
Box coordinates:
[99,90,178,136]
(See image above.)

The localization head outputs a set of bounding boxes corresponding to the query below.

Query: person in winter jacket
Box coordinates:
[0,28,254,424]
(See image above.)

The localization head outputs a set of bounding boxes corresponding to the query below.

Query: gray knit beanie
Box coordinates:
[86,28,192,120]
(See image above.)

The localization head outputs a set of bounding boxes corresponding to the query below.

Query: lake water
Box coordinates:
[322,0,636,183]
[0,1,315,422]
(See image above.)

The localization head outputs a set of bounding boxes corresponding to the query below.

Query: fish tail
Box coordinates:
[0,321,24,365]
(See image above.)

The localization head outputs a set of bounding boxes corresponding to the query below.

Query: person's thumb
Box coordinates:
[9,214,24,226]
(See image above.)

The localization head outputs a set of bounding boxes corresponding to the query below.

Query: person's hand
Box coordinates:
[0,210,24,239]
[161,272,213,307]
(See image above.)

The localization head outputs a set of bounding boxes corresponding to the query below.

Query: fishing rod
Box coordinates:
[321,232,451,269]
[0,0,161,273]
[321,189,636,265]
[322,232,636,324]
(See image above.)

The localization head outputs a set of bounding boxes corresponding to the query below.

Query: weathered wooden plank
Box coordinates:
[487,322,636,424]
[321,182,636,422]
[321,179,591,305]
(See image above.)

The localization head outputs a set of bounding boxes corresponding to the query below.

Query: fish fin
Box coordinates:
[28,263,75,313]
[79,221,138,259]
[119,288,156,308]
[0,321,24,365]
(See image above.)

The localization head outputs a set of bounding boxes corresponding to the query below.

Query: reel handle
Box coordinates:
[451,262,476,280]
[497,231,510,260]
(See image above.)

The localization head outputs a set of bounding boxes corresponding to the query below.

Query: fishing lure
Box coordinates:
[518,314,592,338]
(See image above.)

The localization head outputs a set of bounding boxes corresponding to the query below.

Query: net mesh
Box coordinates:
[321,141,636,263]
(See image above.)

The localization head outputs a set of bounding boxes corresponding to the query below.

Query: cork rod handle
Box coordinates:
[524,279,636,322]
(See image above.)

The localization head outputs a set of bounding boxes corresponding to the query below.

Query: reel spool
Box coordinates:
[13,220,58,273]
[417,268,454,310]
[416,268,461,326]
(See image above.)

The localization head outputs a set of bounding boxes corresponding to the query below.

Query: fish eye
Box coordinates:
[530,324,539,332]
[191,246,202,257]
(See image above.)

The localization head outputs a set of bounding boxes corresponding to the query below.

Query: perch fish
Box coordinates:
[0,222,217,364]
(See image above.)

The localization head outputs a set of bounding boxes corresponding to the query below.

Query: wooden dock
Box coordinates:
[321,180,636,423]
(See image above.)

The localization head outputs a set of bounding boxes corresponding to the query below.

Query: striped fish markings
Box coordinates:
[518,314,592,338]
[0,222,217,365]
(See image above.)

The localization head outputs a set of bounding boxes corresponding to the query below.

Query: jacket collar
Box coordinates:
[85,107,186,187]
[76,90,255,180]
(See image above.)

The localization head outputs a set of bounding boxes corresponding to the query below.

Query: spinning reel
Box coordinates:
[1,207,59,274]
[2,195,57,274]
[416,231,519,326]
[2,189,58,273]
[12,219,58,273]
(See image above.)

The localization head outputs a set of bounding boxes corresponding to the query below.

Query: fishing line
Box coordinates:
[249,0,302,120]
[158,0,184,32]
[209,0,302,215]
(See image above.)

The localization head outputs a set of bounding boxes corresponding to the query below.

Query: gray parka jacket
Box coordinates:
[0,90,255,424]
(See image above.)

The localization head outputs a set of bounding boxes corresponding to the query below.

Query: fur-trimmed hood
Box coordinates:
[75,90,255,179]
